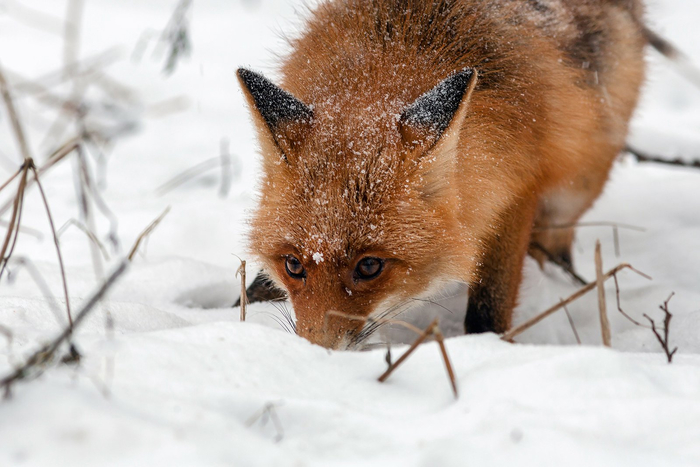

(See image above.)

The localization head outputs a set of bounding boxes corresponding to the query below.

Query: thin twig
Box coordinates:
[0,137,81,217]
[0,64,32,161]
[0,66,75,326]
[155,157,220,196]
[0,218,43,240]
[432,326,459,398]
[377,318,459,399]
[6,257,67,326]
[127,207,171,260]
[30,165,72,327]
[378,319,436,383]
[502,263,651,342]
[0,165,29,281]
[57,219,110,261]
[627,145,700,169]
[563,305,581,345]
[0,166,23,195]
[236,259,247,322]
[612,273,651,328]
[644,293,678,363]
[595,241,611,347]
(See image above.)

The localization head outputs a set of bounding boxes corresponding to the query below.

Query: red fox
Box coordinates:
[237,0,646,349]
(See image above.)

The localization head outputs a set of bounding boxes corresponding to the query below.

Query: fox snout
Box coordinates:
[295,308,367,350]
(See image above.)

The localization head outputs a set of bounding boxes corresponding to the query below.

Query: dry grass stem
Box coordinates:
[0,137,80,217]
[432,327,459,398]
[31,165,73,326]
[57,219,110,261]
[236,259,247,322]
[156,157,221,195]
[377,318,459,399]
[156,142,234,198]
[563,305,581,345]
[0,64,75,326]
[7,257,67,325]
[595,241,612,347]
[0,65,32,161]
[0,166,23,195]
[378,319,436,382]
[127,207,171,261]
[611,273,652,328]
[501,262,651,342]
[0,165,29,281]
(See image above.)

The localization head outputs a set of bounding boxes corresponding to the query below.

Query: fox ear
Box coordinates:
[237,68,313,161]
[399,69,477,157]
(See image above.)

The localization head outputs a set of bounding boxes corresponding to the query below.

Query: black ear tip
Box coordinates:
[236,68,261,88]
[448,68,476,93]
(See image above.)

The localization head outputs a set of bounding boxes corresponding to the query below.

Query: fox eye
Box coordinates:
[355,257,384,281]
[285,256,305,279]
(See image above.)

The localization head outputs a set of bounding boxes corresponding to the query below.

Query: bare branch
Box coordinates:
[644,293,679,363]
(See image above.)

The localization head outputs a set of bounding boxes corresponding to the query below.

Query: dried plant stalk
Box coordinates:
[127,207,170,260]
[595,241,611,347]
[377,318,459,399]
[378,319,436,383]
[236,259,247,322]
[502,263,651,342]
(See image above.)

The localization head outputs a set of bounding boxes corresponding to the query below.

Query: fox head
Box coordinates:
[237,67,478,349]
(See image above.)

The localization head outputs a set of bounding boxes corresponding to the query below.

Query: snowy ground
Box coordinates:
[0,0,699,466]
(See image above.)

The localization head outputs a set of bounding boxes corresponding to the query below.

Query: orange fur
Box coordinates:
[238,0,646,348]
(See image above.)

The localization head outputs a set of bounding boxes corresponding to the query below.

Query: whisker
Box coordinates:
[249,311,294,334]
[410,297,454,315]
[352,298,417,347]
[270,300,297,334]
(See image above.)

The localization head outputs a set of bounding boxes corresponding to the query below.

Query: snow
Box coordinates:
[0,0,699,466]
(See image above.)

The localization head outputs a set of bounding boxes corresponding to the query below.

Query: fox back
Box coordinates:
[238,0,646,348]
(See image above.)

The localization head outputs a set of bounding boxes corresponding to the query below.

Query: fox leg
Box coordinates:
[529,167,614,270]
[529,190,586,269]
[465,198,538,334]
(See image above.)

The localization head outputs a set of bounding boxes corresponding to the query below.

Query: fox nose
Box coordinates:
[295,310,354,350]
